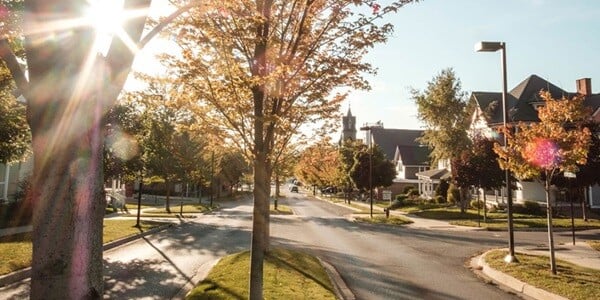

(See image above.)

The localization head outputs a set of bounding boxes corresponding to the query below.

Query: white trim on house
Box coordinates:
[1,164,10,200]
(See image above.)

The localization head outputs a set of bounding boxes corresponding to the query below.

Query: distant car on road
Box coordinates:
[290,185,299,193]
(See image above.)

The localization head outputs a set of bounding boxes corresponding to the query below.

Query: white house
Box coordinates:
[469,75,600,208]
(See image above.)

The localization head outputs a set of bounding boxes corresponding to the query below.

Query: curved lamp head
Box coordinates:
[475,41,504,52]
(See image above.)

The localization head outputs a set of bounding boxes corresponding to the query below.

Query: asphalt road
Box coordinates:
[273,190,520,300]
[2,189,597,299]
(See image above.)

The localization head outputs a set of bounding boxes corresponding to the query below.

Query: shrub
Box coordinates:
[388,200,403,210]
[470,199,483,209]
[488,205,498,213]
[435,179,449,201]
[393,194,407,207]
[403,186,416,194]
[12,176,31,202]
[395,194,407,201]
[447,184,460,205]
[407,189,419,198]
[434,195,445,204]
[521,200,542,215]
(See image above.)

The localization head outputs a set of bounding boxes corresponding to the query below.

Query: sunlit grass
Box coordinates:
[453,218,600,230]
[0,219,166,275]
[485,250,600,300]
[186,248,335,300]
[270,204,293,215]
[354,215,413,226]
[588,240,600,252]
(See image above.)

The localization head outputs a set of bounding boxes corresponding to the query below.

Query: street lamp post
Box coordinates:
[360,125,374,218]
[475,41,518,263]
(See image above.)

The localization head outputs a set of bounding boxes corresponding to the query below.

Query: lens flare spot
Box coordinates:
[106,130,139,161]
[524,138,561,169]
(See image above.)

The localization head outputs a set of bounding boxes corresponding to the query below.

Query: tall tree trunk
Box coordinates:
[545,178,557,274]
[165,178,171,213]
[483,192,487,223]
[249,1,273,299]
[25,1,105,298]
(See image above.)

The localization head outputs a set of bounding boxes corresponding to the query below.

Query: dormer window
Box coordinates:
[531,101,545,110]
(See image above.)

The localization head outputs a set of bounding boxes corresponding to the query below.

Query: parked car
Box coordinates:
[321,186,337,194]
[290,185,299,193]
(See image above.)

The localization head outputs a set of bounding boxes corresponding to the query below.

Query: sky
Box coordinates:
[131,0,600,136]
[345,0,600,131]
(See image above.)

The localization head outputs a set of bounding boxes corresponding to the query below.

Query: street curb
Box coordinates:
[313,195,364,213]
[174,258,221,299]
[0,223,175,288]
[473,250,569,300]
[318,257,355,300]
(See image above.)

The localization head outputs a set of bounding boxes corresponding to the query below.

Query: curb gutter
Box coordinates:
[474,250,568,300]
[318,257,355,300]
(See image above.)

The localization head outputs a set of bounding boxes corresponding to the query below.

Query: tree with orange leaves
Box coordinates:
[494,90,592,274]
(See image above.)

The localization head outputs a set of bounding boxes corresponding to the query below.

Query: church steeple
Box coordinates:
[341,106,356,142]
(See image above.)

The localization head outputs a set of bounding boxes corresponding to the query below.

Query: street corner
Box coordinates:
[317,257,355,300]
[470,249,569,300]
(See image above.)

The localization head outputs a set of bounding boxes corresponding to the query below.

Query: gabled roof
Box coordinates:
[470,91,518,126]
[370,128,424,160]
[415,168,450,180]
[509,74,568,102]
[585,94,600,116]
[395,145,430,166]
[472,74,600,126]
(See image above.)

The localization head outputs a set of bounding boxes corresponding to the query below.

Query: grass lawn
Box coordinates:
[0,219,166,276]
[354,215,413,226]
[142,204,212,214]
[186,248,335,300]
[588,240,600,251]
[410,207,600,230]
[453,218,600,230]
[485,249,600,300]
[396,203,452,214]
[125,203,162,210]
[270,204,293,215]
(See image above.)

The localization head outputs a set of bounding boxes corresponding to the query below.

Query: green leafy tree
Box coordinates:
[272,144,300,198]
[494,91,592,275]
[412,68,472,163]
[412,68,473,211]
[350,144,396,192]
[339,139,363,202]
[215,148,250,197]
[103,103,144,182]
[0,71,30,164]
[452,136,504,218]
[551,121,600,221]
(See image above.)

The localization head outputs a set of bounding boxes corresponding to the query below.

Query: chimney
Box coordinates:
[576,78,592,96]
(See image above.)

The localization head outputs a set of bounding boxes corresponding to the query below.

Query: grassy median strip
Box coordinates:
[186,248,335,300]
[453,218,600,230]
[409,208,600,230]
[270,204,293,215]
[354,215,413,226]
[0,219,166,276]
[485,249,600,300]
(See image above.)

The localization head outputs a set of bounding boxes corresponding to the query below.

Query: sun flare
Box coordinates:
[85,0,125,54]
